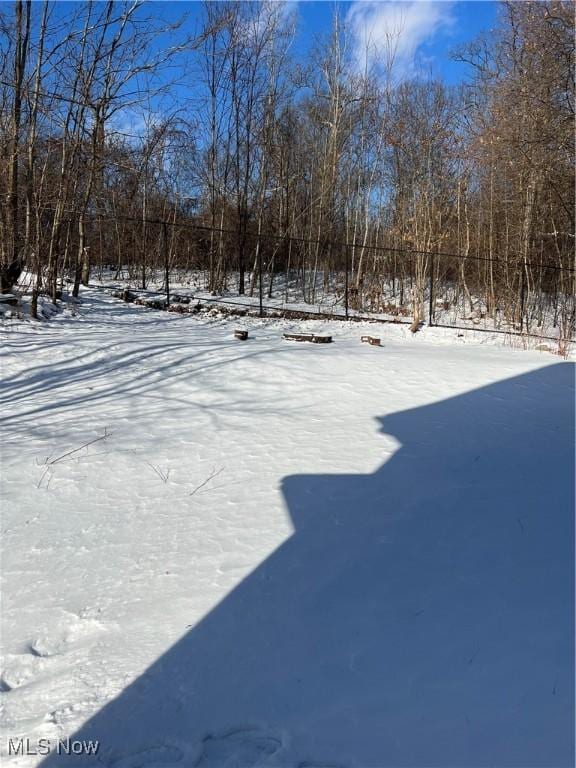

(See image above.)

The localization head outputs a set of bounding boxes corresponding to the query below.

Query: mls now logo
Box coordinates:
[8,738,100,756]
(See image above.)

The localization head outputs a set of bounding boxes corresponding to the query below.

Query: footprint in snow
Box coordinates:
[29,616,107,658]
[297,763,346,768]
[110,745,184,768]
[1,614,108,695]
[194,727,282,767]
[0,652,50,692]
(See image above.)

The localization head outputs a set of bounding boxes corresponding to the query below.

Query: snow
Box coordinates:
[1,287,574,767]
[88,266,574,347]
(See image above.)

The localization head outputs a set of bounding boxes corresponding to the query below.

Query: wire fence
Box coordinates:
[25,208,576,344]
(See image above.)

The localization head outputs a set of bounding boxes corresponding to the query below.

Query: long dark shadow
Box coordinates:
[39,364,574,767]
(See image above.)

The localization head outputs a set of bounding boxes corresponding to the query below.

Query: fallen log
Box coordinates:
[361,335,381,346]
[121,289,136,303]
[283,333,314,342]
[283,333,332,344]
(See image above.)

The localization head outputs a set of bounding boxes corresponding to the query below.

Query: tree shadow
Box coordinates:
[39,364,574,768]
[0,292,298,439]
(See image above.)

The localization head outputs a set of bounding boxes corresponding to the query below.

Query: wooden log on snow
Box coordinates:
[283,333,314,342]
[234,330,248,340]
[361,335,381,346]
[121,289,136,303]
[283,333,332,344]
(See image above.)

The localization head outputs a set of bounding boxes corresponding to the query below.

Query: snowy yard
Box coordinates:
[1,288,574,767]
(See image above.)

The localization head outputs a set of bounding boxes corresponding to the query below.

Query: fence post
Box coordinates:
[163,220,169,308]
[520,269,525,333]
[258,230,263,318]
[553,267,559,329]
[345,244,349,319]
[428,252,435,326]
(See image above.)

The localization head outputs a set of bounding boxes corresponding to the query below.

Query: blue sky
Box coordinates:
[41,1,500,138]
[294,1,498,84]
[147,1,499,86]
[44,1,499,88]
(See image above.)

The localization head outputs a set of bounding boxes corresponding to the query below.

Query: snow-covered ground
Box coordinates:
[107,266,574,342]
[1,287,574,767]
[8,267,575,354]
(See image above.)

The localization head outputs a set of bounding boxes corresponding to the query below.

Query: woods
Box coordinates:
[0,0,574,339]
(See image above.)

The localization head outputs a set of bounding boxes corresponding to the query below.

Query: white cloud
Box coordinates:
[108,107,164,145]
[346,1,456,82]
[238,1,298,44]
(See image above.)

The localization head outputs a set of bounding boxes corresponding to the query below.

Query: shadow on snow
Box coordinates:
[40,363,574,767]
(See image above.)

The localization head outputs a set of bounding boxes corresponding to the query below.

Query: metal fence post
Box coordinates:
[520,269,525,333]
[163,220,169,308]
[428,252,435,326]
[258,230,263,318]
[345,244,349,320]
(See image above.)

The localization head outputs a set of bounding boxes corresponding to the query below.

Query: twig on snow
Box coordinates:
[36,465,52,489]
[146,461,171,484]
[189,466,224,497]
[45,428,112,466]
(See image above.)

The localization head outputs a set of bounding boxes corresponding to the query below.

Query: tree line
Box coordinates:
[0,0,574,337]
